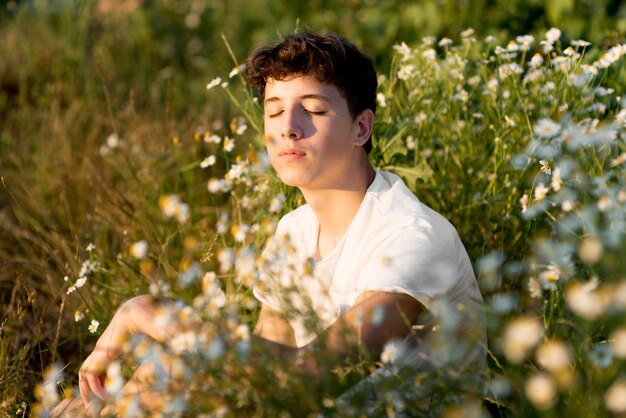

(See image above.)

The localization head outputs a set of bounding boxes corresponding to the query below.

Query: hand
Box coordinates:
[77,295,161,410]
[78,302,132,410]
[78,342,116,410]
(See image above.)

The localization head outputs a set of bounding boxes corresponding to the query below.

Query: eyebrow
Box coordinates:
[264,94,333,105]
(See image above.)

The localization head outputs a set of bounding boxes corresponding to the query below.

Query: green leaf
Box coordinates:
[383,162,434,189]
[378,126,409,164]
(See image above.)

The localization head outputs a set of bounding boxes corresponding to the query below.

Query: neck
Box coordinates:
[302,162,375,259]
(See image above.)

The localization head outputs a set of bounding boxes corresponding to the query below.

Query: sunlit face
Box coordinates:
[263,75,369,191]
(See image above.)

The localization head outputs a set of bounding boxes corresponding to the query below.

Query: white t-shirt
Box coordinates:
[254,170,486,376]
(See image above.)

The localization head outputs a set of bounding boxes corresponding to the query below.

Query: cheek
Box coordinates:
[263,117,278,131]
[267,152,279,169]
[263,134,277,151]
[262,128,279,147]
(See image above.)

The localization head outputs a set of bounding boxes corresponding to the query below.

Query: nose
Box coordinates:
[281,109,303,140]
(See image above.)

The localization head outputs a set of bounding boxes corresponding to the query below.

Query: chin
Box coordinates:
[275,171,310,188]
[278,176,303,188]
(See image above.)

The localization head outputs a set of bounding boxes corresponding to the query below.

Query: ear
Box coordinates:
[353,109,374,147]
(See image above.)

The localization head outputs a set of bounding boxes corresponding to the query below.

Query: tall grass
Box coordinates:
[2,0,626,416]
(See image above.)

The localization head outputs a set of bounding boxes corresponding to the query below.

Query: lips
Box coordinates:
[278,148,306,161]
[279,148,306,156]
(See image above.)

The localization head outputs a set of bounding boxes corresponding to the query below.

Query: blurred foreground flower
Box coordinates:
[503,316,544,363]
[159,194,190,223]
[536,339,571,372]
[589,343,613,368]
[525,372,557,410]
[565,279,612,320]
[610,327,626,358]
[105,361,125,400]
[605,380,626,414]
[380,339,409,364]
[34,364,62,411]
[129,240,149,260]
[534,119,561,138]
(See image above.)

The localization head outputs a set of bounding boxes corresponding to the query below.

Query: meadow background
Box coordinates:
[2,0,626,416]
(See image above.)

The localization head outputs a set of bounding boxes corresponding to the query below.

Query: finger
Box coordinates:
[87,373,107,399]
[78,373,92,409]
[79,372,106,411]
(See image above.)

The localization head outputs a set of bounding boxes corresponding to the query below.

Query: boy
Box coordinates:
[52,31,485,416]
[244,31,486,408]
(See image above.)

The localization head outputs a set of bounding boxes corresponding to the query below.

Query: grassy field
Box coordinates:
[2,0,626,416]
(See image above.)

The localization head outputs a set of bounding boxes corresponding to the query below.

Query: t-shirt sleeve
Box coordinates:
[253,288,281,311]
[354,226,470,309]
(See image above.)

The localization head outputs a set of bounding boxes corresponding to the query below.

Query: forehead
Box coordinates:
[264,75,344,103]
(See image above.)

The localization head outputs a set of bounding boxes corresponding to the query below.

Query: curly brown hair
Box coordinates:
[243,31,377,153]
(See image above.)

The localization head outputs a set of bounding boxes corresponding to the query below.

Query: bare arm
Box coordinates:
[253,303,296,346]
[78,295,176,409]
[79,291,424,410]
[251,291,425,395]
[323,291,425,357]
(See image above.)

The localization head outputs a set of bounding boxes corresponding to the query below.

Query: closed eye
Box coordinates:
[305,109,327,116]
[267,110,283,119]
